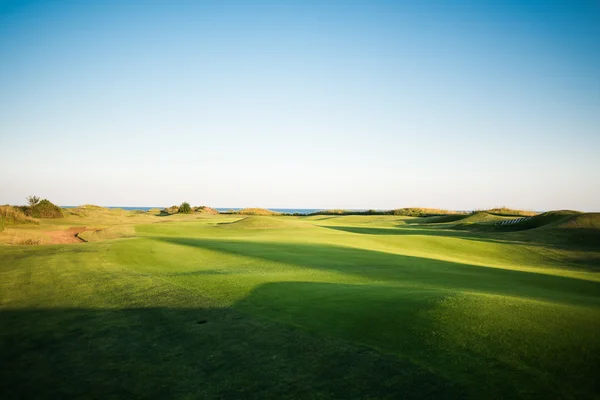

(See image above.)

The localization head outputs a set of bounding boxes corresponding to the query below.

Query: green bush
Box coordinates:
[22,199,63,219]
[178,202,192,214]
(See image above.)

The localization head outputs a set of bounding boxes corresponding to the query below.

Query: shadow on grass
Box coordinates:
[235,281,600,400]
[323,225,600,255]
[0,306,463,400]
[154,237,600,307]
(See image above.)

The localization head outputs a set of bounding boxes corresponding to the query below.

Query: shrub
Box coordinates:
[27,195,40,206]
[22,199,63,218]
[160,205,180,215]
[179,202,192,214]
[0,205,39,231]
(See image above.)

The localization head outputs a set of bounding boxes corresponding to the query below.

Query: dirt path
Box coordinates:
[44,227,88,244]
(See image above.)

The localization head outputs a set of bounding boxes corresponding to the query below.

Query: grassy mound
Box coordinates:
[497,210,581,231]
[391,208,465,217]
[416,214,471,224]
[235,208,281,216]
[161,205,180,215]
[22,199,63,219]
[0,205,39,231]
[64,205,108,217]
[434,212,509,230]
[309,209,387,216]
[483,207,539,217]
[218,216,309,229]
[194,206,219,214]
[547,212,600,230]
[525,212,600,248]
[78,225,136,242]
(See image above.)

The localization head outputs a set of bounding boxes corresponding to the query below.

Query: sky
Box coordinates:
[1,0,599,211]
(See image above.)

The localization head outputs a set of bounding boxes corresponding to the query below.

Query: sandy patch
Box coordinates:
[44,227,88,244]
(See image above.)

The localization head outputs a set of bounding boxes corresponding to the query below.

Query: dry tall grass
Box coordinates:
[0,205,39,231]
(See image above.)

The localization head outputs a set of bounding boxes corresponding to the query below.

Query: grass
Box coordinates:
[0,205,39,231]
[482,207,539,217]
[233,208,282,216]
[1,208,599,399]
[21,199,64,219]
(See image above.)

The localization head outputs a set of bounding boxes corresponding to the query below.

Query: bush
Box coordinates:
[179,202,192,214]
[0,205,39,231]
[22,199,63,218]
[27,195,40,206]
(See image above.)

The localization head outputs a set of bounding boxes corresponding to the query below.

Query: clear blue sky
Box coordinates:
[1,0,599,211]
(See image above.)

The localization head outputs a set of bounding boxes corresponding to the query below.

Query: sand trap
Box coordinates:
[44,227,88,244]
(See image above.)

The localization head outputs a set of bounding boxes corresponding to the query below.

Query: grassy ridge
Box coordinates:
[217,216,311,229]
[1,210,599,398]
[232,208,282,216]
[0,206,39,232]
[481,207,539,217]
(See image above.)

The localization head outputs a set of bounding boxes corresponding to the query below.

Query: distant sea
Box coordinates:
[61,206,325,215]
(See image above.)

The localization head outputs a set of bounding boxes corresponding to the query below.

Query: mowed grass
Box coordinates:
[1,211,600,399]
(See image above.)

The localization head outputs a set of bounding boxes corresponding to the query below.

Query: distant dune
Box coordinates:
[233,208,281,216]
[217,216,309,229]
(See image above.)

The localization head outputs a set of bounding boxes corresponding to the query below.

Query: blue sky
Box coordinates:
[1,0,599,210]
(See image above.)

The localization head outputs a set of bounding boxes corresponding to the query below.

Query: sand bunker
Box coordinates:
[43,227,88,244]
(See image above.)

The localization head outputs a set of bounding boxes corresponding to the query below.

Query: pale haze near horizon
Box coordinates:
[1,1,599,211]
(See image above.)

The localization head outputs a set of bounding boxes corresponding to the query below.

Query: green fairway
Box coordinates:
[1,211,599,399]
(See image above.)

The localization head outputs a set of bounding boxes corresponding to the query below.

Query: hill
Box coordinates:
[194,206,219,214]
[493,210,582,231]
[0,205,39,231]
[233,208,281,216]
[390,208,465,217]
[218,216,309,229]
[482,207,539,217]
[22,199,63,219]
[413,212,509,227]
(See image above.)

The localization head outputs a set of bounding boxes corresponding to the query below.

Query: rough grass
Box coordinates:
[493,210,582,231]
[234,208,281,216]
[309,208,467,217]
[15,237,42,245]
[194,206,219,214]
[0,206,39,231]
[78,225,136,242]
[482,207,539,217]
[1,211,599,399]
[217,216,311,230]
[390,207,466,217]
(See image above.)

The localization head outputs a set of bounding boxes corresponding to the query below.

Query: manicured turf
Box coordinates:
[1,211,599,399]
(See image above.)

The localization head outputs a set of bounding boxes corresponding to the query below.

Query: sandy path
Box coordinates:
[44,227,88,244]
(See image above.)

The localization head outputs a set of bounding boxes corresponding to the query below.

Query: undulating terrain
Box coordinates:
[1,206,599,399]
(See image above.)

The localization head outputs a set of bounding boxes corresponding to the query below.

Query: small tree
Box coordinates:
[27,195,40,206]
[179,202,192,214]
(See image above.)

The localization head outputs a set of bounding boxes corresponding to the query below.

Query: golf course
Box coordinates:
[1,205,599,399]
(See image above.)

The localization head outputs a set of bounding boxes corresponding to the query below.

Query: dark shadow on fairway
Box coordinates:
[235,281,600,400]
[154,237,600,307]
[0,307,463,400]
[323,225,600,257]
